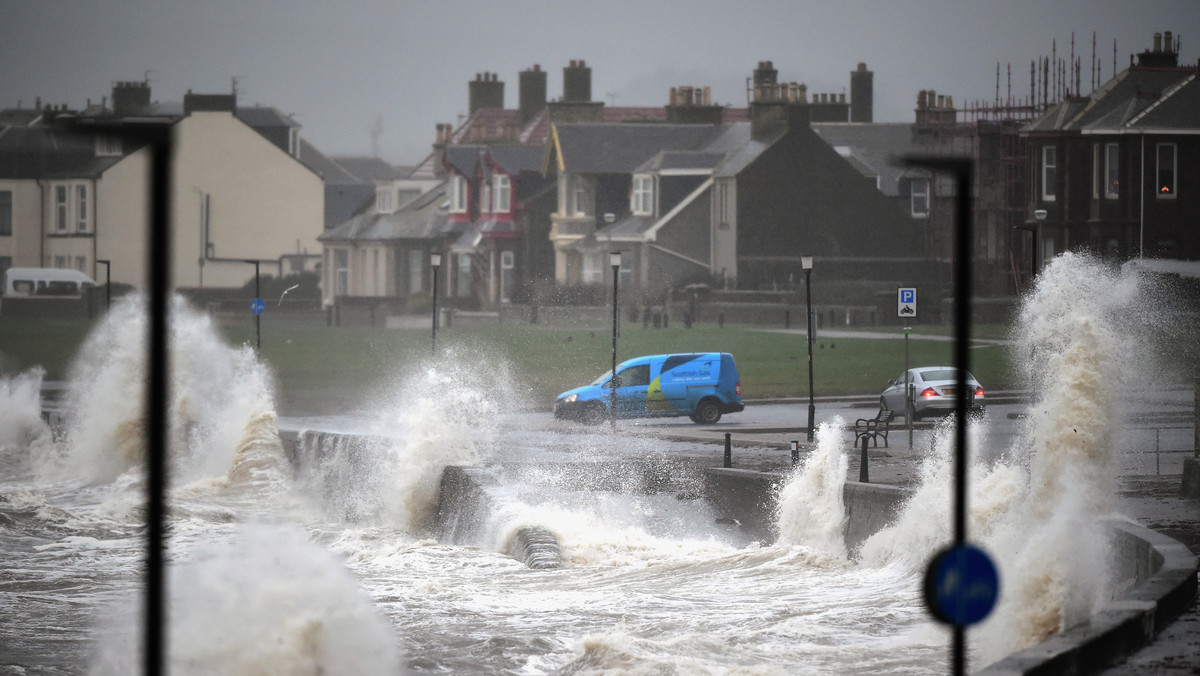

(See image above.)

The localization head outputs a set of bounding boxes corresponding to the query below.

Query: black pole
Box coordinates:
[724,432,732,468]
[805,266,815,443]
[905,329,913,447]
[253,262,260,352]
[431,259,440,355]
[144,129,171,676]
[97,259,111,312]
[859,434,869,482]
[610,255,619,429]
[905,156,972,676]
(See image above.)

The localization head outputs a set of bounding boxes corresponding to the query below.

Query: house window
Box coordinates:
[288,127,300,157]
[618,251,632,286]
[1104,143,1120,199]
[499,250,514,303]
[631,175,654,215]
[54,255,67,269]
[376,187,393,213]
[55,185,68,232]
[571,175,588,216]
[1157,143,1176,198]
[408,249,423,294]
[480,183,492,215]
[0,191,11,236]
[334,249,349,296]
[75,256,86,273]
[493,175,511,213]
[95,135,122,157]
[1041,146,1056,201]
[76,185,88,232]
[910,179,930,218]
[450,175,468,213]
[456,253,471,298]
[581,253,602,284]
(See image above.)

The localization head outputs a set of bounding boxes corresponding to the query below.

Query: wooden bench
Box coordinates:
[854,409,895,448]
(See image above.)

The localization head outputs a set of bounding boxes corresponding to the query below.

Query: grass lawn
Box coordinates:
[2,312,1021,413]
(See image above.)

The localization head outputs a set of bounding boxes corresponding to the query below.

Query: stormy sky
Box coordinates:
[2,0,1198,165]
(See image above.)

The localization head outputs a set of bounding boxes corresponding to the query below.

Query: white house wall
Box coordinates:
[95,146,151,286]
[172,112,324,289]
[0,180,43,268]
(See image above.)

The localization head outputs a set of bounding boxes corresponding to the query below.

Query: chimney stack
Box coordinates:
[468,71,505,116]
[519,64,547,124]
[562,59,592,102]
[111,81,151,116]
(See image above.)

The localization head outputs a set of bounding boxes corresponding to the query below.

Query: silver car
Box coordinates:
[879,367,984,420]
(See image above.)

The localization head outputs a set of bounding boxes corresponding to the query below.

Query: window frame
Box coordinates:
[76,184,88,232]
[493,174,511,213]
[1041,145,1057,202]
[499,250,515,303]
[450,175,468,214]
[480,182,492,215]
[55,185,68,232]
[333,248,349,296]
[0,190,12,236]
[408,249,423,295]
[571,174,587,217]
[456,253,472,298]
[1104,143,1120,199]
[1156,142,1177,199]
[376,186,393,213]
[910,178,930,218]
[631,174,654,215]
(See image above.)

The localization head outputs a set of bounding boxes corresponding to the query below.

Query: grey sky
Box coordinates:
[3,1,1198,165]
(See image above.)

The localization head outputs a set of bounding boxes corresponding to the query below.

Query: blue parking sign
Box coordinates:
[250,298,265,315]
[897,287,917,317]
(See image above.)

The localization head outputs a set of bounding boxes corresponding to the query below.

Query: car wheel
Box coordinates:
[691,399,722,425]
[580,403,607,425]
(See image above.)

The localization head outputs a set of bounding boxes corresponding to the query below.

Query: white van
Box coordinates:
[2,267,97,298]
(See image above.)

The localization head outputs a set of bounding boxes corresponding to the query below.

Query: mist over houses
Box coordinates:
[1,31,1196,324]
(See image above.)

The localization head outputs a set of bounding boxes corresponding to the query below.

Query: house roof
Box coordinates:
[635,150,726,173]
[319,181,450,243]
[1024,67,1200,134]
[809,122,927,197]
[235,106,298,128]
[330,156,411,182]
[0,125,131,179]
[0,109,42,126]
[550,123,730,174]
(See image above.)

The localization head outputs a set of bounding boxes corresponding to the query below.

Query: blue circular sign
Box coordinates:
[250,298,265,315]
[924,544,1000,626]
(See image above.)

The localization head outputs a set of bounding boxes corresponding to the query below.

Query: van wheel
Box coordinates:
[690,399,722,425]
[580,403,607,425]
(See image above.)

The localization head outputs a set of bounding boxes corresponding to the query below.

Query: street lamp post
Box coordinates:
[802,256,815,443]
[243,259,261,351]
[431,252,441,355]
[96,259,111,311]
[610,251,621,429]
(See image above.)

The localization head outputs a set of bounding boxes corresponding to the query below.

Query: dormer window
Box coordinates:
[450,175,468,214]
[631,174,654,215]
[288,128,300,158]
[94,135,122,157]
[493,175,511,213]
[376,186,394,213]
[480,183,492,215]
[910,179,929,218]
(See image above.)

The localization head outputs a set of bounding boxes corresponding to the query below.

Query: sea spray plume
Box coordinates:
[775,418,848,560]
[974,253,1125,662]
[0,367,50,450]
[87,523,401,675]
[298,345,518,529]
[40,294,286,487]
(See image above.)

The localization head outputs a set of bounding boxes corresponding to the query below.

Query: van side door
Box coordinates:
[611,363,650,418]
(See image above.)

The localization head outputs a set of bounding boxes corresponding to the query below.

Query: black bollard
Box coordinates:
[724,432,732,468]
[791,440,800,466]
[859,434,870,483]
[785,309,791,329]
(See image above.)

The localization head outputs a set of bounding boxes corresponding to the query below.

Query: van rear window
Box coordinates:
[12,280,34,294]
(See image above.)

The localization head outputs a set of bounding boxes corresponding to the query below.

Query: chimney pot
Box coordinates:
[858,62,867,71]
[1154,32,1162,52]
[1164,31,1173,52]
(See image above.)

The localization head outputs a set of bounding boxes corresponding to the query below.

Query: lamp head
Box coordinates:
[431,252,442,267]
[1033,209,1047,222]
[801,256,813,270]
[610,251,622,268]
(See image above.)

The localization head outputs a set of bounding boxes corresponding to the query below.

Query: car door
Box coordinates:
[612,364,651,418]
[882,370,909,411]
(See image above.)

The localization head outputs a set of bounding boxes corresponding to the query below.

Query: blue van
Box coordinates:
[554,352,745,424]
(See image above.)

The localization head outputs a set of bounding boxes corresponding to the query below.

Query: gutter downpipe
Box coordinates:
[37,180,46,267]
[1139,133,1145,258]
